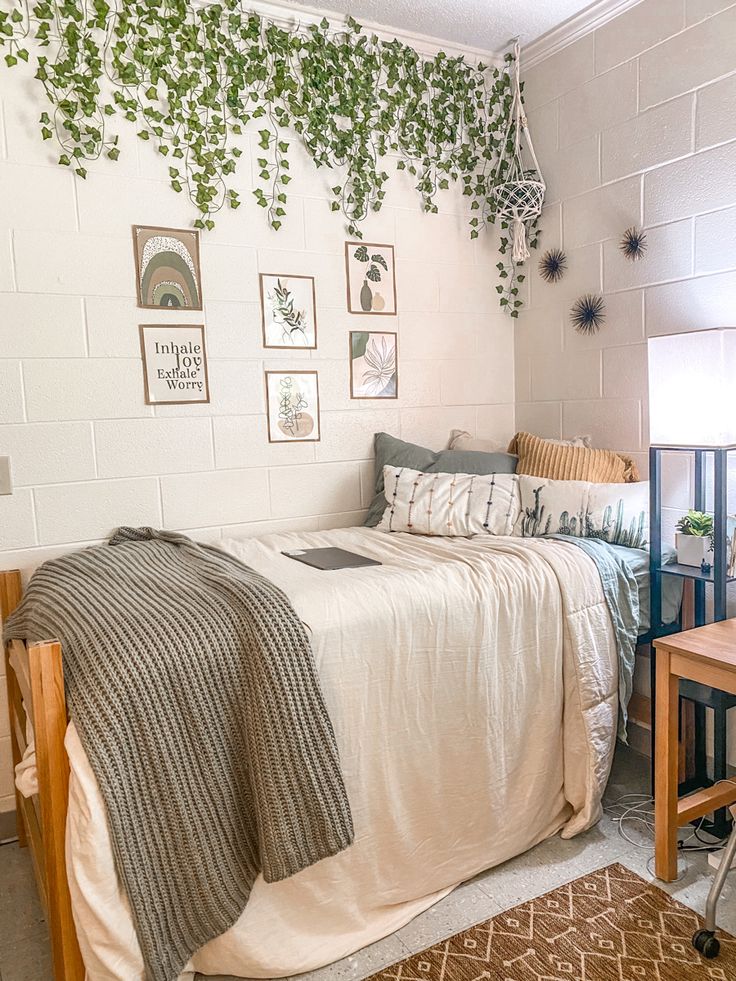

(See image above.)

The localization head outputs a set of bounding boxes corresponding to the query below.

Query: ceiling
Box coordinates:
[278,0,600,53]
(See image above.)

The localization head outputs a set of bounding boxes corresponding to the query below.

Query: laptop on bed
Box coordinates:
[281,547,381,570]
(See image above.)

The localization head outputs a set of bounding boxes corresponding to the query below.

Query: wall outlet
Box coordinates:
[0,457,12,495]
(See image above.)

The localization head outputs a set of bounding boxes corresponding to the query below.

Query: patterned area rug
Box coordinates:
[367,863,736,981]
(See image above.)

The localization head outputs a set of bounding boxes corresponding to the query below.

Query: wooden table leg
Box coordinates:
[655,646,679,881]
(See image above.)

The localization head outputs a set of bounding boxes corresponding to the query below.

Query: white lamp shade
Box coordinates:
[648,328,736,447]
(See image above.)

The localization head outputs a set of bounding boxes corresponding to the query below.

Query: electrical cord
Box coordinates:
[604,792,729,855]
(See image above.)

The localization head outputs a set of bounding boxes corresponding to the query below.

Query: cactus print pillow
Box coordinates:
[377,467,520,537]
[516,475,649,548]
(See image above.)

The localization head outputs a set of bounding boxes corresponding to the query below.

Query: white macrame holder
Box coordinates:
[494,41,546,263]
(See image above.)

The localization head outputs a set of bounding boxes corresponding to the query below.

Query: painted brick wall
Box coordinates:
[519,0,736,526]
[0,54,515,810]
[519,0,736,748]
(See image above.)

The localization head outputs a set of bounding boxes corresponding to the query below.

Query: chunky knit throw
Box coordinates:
[4,527,354,981]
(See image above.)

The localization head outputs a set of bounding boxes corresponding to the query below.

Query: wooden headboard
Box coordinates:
[1,570,84,981]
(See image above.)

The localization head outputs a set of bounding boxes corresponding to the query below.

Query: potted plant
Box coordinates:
[675,510,714,567]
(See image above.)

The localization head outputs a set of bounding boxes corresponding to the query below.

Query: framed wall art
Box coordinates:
[349,331,398,399]
[139,324,209,405]
[259,273,317,349]
[344,242,397,315]
[132,224,203,310]
[265,370,320,443]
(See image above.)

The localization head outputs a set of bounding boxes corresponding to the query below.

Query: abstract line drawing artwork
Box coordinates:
[260,273,317,348]
[132,225,203,309]
[265,370,321,442]
[350,331,398,399]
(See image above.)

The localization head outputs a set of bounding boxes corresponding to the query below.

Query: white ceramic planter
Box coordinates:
[676,533,713,568]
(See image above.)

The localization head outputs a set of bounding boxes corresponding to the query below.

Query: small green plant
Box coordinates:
[676,510,714,537]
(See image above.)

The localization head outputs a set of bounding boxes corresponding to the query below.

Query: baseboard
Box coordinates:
[0,809,18,842]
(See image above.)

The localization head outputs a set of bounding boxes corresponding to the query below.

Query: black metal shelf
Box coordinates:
[649,444,734,838]
[655,562,736,584]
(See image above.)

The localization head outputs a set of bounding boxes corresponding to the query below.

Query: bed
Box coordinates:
[3,525,649,981]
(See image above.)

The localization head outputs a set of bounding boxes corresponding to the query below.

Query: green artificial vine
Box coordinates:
[0,0,540,315]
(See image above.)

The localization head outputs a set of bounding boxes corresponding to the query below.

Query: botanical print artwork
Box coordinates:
[265,371,320,443]
[260,273,317,348]
[132,225,203,309]
[139,324,209,405]
[345,242,397,315]
[350,331,398,399]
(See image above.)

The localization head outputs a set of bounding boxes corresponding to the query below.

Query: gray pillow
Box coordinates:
[364,433,518,527]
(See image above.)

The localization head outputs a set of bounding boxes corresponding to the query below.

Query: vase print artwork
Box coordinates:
[345,242,397,315]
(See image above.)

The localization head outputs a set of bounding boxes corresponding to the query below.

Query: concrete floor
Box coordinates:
[1,744,734,981]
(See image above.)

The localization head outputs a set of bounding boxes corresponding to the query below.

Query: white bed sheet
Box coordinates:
[63,527,620,980]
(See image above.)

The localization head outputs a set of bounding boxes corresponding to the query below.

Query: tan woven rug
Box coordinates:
[367,863,736,981]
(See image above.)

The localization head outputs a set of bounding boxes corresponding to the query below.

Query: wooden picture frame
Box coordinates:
[344,241,397,315]
[132,224,203,311]
[139,324,210,405]
[349,331,399,399]
[265,370,321,443]
[259,273,318,349]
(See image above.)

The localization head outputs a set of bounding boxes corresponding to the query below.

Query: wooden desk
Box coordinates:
[655,619,736,881]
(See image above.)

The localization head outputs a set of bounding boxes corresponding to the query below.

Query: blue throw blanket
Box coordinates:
[549,535,639,742]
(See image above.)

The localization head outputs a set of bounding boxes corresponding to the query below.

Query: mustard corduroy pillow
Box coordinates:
[507,432,640,483]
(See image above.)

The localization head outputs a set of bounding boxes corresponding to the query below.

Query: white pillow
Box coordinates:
[516,475,649,548]
[378,466,520,537]
[449,430,592,452]
[447,430,505,452]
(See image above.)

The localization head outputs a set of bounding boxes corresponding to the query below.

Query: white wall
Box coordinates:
[519,0,736,748]
[0,53,515,810]
[519,0,736,490]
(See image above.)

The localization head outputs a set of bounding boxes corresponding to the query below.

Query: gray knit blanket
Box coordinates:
[4,527,354,981]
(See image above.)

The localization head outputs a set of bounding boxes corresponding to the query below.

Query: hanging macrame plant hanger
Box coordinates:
[493,40,546,263]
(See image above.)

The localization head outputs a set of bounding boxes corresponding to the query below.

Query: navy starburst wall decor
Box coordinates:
[538,247,567,283]
[620,226,647,261]
[571,294,606,335]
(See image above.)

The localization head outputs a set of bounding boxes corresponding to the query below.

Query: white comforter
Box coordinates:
[63,528,619,980]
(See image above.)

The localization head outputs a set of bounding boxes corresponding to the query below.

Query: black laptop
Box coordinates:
[281,547,381,570]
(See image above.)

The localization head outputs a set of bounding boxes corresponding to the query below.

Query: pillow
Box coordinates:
[450,429,592,452]
[448,430,505,452]
[364,433,517,527]
[378,467,520,537]
[516,475,649,548]
[508,431,639,483]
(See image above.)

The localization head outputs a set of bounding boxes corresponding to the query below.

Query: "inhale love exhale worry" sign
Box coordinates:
[139,324,210,405]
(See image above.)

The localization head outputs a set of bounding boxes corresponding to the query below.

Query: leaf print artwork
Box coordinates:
[265,371,320,442]
[350,332,398,399]
[260,274,317,348]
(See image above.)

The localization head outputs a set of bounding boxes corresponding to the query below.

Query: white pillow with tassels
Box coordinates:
[377,466,520,537]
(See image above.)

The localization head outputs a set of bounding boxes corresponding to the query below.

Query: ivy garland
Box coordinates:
[0,0,539,315]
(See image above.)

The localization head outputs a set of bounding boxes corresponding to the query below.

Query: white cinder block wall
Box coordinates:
[520,0,736,748]
[519,0,736,498]
[0,47,515,810]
